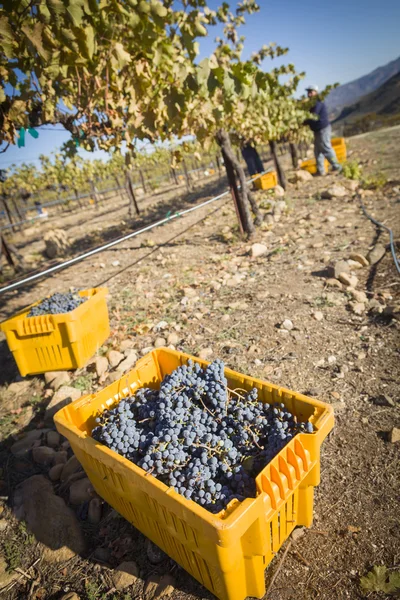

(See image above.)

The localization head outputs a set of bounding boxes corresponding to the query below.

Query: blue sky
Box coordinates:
[1,0,399,170]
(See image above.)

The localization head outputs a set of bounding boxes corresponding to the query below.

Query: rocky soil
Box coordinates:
[0,127,399,600]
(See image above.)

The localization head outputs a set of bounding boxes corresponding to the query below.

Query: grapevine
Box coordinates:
[92,359,313,514]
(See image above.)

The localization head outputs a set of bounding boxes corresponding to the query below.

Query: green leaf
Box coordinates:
[85,25,95,59]
[67,1,84,26]
[0,88,5,103]
[223,72,235,96]
[46,0,65,21]
[0,16,14,42]
[113,42,132,68]
[21,22,51,60]
[197,58,210,86]
[360,566,400,594]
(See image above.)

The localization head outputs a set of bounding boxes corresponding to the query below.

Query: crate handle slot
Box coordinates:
[15,316,55,336]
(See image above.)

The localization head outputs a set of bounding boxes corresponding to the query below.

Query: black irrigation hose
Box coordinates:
[357,193,400,276]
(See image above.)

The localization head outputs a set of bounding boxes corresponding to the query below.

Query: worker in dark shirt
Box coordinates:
[304,85,342,176]
[241,142,264,176]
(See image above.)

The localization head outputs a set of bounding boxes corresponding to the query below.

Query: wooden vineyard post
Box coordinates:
[90,180,101,209]
[289,143,299,169]
[126,172,140,217]
[0,234,25,273]
[182,159,192,192]
[1,196,18,233]
[216,154,222,178]
[269,140,287,189]
[73,188,83,208]
[139,169,148,194]
[170,167,179,186]
[222,149,245,235]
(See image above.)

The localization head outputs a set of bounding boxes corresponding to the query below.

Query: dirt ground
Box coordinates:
[0,127,399,600]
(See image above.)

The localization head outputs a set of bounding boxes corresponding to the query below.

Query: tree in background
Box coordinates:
[1,0,314,235]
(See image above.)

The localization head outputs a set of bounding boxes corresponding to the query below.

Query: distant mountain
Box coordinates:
[331,71,400,135]
[326,56,400,114]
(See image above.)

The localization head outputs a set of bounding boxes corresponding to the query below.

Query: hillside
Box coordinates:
[332,71,400,135]
[326,56,400,114]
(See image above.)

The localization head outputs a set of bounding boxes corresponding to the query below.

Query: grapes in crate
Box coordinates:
[92,359,313,513]
[28,292,87,317]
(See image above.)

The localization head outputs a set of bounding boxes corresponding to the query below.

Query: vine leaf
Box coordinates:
[360,566,400,594]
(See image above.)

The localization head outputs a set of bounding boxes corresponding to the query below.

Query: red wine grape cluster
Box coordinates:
[28,292,87,317]
[92,359,313,513]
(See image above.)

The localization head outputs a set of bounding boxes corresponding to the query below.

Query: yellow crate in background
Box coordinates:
[300,137,347,173]
[254,170,278,190]
[1,288,110,376]
[54,348,334,600]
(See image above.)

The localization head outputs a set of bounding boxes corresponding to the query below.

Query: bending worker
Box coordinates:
[304,85,342,176]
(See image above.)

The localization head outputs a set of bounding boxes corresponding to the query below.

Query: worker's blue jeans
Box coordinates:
[314,125,341,174]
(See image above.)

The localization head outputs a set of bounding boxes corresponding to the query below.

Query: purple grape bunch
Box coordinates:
[28,292,86,317]
[92,359,313,513]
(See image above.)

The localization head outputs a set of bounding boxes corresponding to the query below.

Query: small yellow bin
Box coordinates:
[300,137,347,174]
[54,348,334,600]
[254,171,278,190]
[1,288,110,376]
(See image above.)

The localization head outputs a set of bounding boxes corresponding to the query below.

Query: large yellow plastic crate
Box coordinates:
[300,137,347,173]
[254,171,278,190]
[0,288,110,376]
[54,348,334,600]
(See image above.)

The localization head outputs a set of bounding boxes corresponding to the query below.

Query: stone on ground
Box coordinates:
[112,561,140,590]
[49,463,64,482]
[32,446,56,466]
[88,498,102,524]
[338,273,358,288]
[154,337,167,348]
[349,302,366,315]
[11,429,50,457]
[313,311,324,321]
[274,185,285,197]
[351,290,368,303]
[44,229,70,259]
[281,319,294,331]
[53,450,68,465]
[60,455,82,482]
[390,428,400,444]
[167,332,179,346]
[69,477,93,505]
[7,380,31,395]
[107,350,124,369]
[45,386,82,421]
[328,260,349,280]
[0,555,19,588]
[321,184,347,199]
[349,252,369,267]
[251,243,268,258]
[367,244,386,265]
[13,475,85,562]
[144,574,175,600]
[117,351,139,373]
[95,356,109,378]
[290,170,313,183]
[326,278,343,289]
[198,348,213,360]
[119,339,135,352]
[46,431,60,448]
[47,372,71,390]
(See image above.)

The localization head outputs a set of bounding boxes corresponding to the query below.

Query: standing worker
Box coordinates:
[304,85,342,176]
[241,142,264,176]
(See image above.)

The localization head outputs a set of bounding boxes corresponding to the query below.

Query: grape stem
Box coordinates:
[227,387,246,400]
